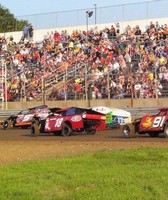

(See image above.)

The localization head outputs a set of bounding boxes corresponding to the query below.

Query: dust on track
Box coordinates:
[0,127,168,166]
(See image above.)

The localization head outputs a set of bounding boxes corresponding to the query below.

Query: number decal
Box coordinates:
[153,116,166,128]
[22,114,33,122]
[55,118,63,127]
[113,116,124,124]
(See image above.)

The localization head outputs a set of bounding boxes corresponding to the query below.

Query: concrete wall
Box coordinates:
[5,98,168,110]
[1,17,168,43]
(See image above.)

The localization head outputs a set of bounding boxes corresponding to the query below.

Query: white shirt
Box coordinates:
[134,83,141,91]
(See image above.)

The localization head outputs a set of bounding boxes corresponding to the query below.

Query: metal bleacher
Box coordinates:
[0,65,5,110]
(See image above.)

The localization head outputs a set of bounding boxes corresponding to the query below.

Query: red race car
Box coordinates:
[31,107,106,136]
[2,105,60,129]
[123,108,168,138]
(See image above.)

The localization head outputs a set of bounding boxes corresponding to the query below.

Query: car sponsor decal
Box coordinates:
[71,115,82,122]
[49,118,57,121]
[45,119,51,130]
[142,116,166,128]
[106,112,112,125]
[142,117,152,128]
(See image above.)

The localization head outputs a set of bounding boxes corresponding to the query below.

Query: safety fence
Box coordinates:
[15,0,166,30]
[0,0,166,32]
[0,107,162,119]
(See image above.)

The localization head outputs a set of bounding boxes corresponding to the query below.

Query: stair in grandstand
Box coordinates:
[160,80,168,97]
[29,63,86,101]
[0,66,4,110]
[44,67,126,101]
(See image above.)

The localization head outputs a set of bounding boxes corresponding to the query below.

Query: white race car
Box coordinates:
[92,106,131,128]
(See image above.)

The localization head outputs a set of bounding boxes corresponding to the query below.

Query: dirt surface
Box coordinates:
[0,127,168,166]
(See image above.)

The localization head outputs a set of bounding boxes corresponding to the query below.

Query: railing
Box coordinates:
[2,60,168,102]
[14,0,166,30]
[1,15,168,104]
[0,107,162,119]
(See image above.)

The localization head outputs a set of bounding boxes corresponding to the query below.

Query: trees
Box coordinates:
[0,4,29,33]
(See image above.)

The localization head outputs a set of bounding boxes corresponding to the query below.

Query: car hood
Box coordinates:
[92,106,131,118]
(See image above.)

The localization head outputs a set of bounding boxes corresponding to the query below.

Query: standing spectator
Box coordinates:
[131,49,141,72]
[155,21,161,31]
[134,25,142,36]
[134,82,142,98]
[28,24,34,42]
[163,24,168,39]
[108,25,116,39]
[23,26,29,41]
[116,23,120,35]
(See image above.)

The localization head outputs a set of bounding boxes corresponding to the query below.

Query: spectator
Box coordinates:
[23,26,29,41]
[28,24,34,42]
[134,25,142,36]
[1,20,168,102]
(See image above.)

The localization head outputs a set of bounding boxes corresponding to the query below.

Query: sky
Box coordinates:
[0,0,167,29]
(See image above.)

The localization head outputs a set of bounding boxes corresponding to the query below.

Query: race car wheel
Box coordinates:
[3,120,9,129]
[122,124,134,138]
[12,120,16,127]
[31,120,40,137]
[86,129,96,135]
[163,123,168,138]
[61,123,73,137]
[148,132,159,137]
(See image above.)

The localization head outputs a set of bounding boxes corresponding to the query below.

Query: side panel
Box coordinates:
[15,114,34,126]
[44,115,84,132]
[139,115,166,132]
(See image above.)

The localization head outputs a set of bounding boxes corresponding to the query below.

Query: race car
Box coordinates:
[122,108,168,138]
[2,105,61,129]
[30,107,106,136]
[92,106,131,129]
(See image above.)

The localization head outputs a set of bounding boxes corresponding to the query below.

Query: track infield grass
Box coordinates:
[0,147,168,200]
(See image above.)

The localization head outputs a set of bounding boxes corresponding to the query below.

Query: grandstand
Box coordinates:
[0,15,168,109]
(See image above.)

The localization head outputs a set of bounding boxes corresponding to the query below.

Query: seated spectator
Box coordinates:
[1,20,168,102]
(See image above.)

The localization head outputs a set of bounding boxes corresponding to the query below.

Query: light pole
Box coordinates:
[86,11,93,34]
[94,4,97,25]
[1,56,8,109]
[130,64,134,107]
[85,10,93,107]
[42,64,46,105]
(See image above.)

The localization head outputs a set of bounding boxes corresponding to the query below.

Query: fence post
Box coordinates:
[107,72,110,99]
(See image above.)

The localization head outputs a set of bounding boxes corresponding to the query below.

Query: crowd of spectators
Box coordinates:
[0,20,168,102]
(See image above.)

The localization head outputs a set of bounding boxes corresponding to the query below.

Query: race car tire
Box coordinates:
[61,123,73,137]
[86,129,96,135]
[11,120,16,127]
[122,123,135,138]
[148,132,159,137]
[30,120,40,137]
[3,120,10,129]
[163,123,168,138]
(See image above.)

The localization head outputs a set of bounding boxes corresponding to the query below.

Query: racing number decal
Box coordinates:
[22,114,33,122]
[153,116,166,128]
[55,118,63,127]
[113,116,124,124]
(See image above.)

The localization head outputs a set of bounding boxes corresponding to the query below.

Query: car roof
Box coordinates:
[28,105,48,110]
[55,107,86,113]
[159,108,168,111]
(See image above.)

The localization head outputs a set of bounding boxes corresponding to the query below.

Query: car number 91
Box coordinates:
[153,116,166,128]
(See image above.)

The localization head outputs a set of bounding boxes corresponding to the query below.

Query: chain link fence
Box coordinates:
[14,0,166,30]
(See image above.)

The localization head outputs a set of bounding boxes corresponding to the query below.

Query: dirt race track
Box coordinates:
[0,127,168,166]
